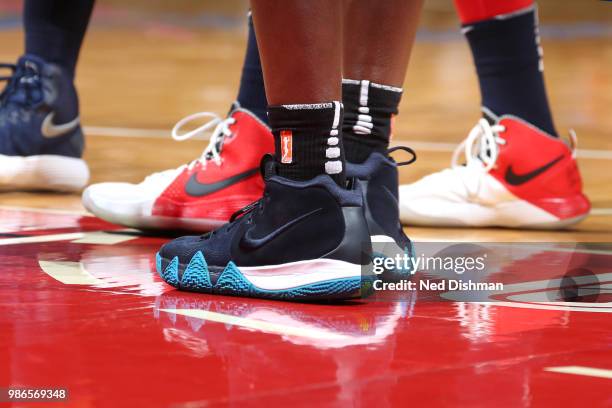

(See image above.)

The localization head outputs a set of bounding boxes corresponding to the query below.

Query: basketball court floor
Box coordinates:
[0,1,610,406]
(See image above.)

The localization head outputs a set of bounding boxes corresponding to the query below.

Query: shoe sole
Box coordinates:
[400,198,590,229]
[0,154,89,192]
[156,251,372,301]
[82,189,225,231]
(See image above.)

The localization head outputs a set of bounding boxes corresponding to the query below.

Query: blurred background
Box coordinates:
[0,0,610,213]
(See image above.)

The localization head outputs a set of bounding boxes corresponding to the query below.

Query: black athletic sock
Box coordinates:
[464,6,558,136]
[236,13,268,125]
[342,79,403,163]
[24,0,95,80]
[268,102,345,186]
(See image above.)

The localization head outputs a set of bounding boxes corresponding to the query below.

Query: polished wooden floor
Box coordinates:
[1,5,611,406]
[0,2,610,242]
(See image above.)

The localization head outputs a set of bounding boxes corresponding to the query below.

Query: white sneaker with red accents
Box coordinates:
[83,105,273,231]
[399,115,590,229]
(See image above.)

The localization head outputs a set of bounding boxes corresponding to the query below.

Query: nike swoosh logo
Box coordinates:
[185,168,259,197]
[41,112,80,138]
[241,207,323,250]
[504,155,564,186]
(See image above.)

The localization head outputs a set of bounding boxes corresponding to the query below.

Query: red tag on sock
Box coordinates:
[280,130,293,164]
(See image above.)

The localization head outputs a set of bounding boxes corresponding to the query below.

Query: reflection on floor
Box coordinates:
[1,208,610,406]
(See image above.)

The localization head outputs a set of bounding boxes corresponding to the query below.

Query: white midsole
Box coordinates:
[400,198,571,228]
[0,154,89,192]
[239,258,362,290]
[371,235,395,243]
[82,188,224,231]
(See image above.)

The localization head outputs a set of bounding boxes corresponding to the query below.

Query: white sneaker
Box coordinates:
[82,106,273,230]
[399,115,590,229]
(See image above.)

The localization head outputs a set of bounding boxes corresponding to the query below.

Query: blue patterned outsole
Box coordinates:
[156,251,373,301]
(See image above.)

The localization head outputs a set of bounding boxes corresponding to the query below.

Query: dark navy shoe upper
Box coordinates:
[346,150,412,249]
[0,54,83,157]
[159,160,372,272]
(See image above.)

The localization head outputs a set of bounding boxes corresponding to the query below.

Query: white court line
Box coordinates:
[544,366,612,379]
[84,125,612,160]
[39,260,103,285]
[401,141,612,160]
[84,126,207,139]
[0,205,91,216]
[406,141,459,152]
[0,230,139,246]
[0,232,85,246]
[479,301,612,313]
[71,230,141,245]
[84,126,169,139]
[591,208,612,216]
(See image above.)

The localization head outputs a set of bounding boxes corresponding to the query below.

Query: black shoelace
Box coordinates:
[199,155,276,241]
[387,145,417,166]
[199,195,266,241]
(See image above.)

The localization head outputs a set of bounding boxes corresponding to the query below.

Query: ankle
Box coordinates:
[342,79,403,163]
[268,101,346,186]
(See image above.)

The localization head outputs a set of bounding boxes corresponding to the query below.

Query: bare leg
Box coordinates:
[251,0,342,105]
[250,0,345,184]
[343,0,423,87]
[341,0,424,163]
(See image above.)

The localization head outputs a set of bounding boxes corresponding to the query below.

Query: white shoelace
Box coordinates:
[431,119,507,200]
[451,118,506,172]
[141,112,236,185]
[172,112,236,167]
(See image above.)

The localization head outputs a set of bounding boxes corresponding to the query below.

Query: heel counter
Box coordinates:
[532,155,591,219]
[366,161,401,235]
[543,156,585,197]
[324,207,372,265]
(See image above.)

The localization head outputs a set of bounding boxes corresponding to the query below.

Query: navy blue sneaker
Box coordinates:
[346,147,415,249]
[0,55,88,191]
[156,158,373,301]
[347,147,416,279]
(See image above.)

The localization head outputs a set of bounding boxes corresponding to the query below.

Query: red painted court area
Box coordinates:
[1,208,611,407]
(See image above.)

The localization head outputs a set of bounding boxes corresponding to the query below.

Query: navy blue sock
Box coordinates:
[24,0,95,80]
[236,14,268,125]
[464,7,558,136]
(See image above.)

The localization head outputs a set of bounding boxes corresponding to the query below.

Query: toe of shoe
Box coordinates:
[157,237,192,285]
[83,182,150,217]
[158,235,202,265]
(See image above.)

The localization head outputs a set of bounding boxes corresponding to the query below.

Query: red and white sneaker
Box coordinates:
[82,106,273,231]
[399,115,590,228]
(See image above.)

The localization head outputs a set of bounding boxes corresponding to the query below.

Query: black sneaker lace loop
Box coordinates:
[200,198,263,241]
[229,198,262,223]
[387,145,417,166]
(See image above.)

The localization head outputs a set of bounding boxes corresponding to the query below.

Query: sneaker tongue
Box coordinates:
[227,101,241,116]
[18,54,47,68]
[474,111,502,167]
[481,107,500,126]
[3,55,44,106]
[204,136,225,161]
